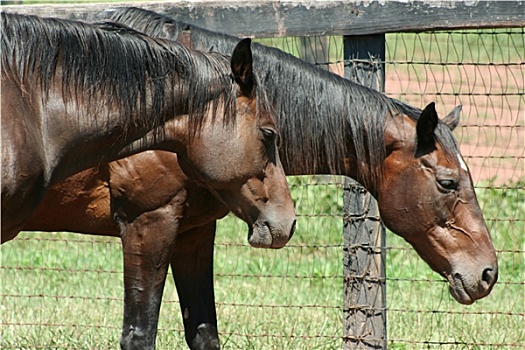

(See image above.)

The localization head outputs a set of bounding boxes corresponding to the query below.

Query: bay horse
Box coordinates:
[2,12,297,350]
[1,14,296,259]
[24,7,498,350]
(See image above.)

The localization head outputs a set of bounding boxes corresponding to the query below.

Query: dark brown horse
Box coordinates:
[24,7,498,350]
[2,12,297,350]
[1,14,295,254]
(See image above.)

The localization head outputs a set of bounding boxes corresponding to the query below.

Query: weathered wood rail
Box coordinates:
[2,1,524,38]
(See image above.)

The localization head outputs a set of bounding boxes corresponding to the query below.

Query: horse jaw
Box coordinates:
[410,225,498,305]
[448,273,476,305]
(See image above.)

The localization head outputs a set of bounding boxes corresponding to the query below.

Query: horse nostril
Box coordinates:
[289,219,296,239]
[482,267,498,287]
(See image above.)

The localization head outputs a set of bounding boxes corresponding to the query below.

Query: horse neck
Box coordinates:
[3,13,236,187]
[256,52,390,193]
[29,70,217,187]
[184,37,388,187]
[130,18,388,189]
[112,115,195,161]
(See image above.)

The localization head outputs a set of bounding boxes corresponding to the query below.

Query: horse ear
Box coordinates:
[442,105,462,131]
[231,38,254,96]
[415,102,438,157]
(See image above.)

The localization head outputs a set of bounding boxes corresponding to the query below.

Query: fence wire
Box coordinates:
[1,30,523,349]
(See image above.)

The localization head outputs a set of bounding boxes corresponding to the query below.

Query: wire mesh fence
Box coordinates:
[383,29,524,349]
[1,22,523,350]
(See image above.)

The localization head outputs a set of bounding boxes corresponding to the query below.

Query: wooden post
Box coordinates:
[342,34,387,350]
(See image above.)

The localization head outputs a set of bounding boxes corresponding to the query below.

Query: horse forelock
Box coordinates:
[1,12,240,136]
[434,122,461,163]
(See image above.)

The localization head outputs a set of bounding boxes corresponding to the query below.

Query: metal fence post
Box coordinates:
[342,34,387,350]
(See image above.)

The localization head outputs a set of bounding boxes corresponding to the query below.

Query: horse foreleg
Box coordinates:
[171,221,219,350]
[118,208,180,350]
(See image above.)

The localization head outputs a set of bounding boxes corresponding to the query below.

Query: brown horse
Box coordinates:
[24,7,498,350]
[1,13,295,249]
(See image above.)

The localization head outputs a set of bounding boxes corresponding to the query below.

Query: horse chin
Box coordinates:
[248,222,293,249]
[247,218,295,248]
[247,222,273,248]
[447,273,475,305]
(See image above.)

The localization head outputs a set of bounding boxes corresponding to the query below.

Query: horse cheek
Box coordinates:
[377,174,413,237]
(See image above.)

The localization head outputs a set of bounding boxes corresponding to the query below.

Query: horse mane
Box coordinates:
[99,7,459,189]
[0,12,248,136]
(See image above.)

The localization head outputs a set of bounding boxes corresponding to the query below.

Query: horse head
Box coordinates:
[378,102,498,304]
[176,39,296,249]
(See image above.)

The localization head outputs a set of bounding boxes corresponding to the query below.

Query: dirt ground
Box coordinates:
[384,63,523,186]
[328,61,524,186]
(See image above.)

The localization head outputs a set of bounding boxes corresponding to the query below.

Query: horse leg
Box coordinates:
[171,221,219,350]
[117,208,180,350]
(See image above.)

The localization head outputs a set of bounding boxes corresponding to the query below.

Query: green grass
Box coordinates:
[1,177,523,349]
[385,29,525,64]
[0,10,522,348]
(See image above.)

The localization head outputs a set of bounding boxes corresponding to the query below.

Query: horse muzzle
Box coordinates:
[248,218,296,248]
[446,264,498,304]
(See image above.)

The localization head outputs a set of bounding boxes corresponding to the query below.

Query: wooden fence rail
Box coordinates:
[2,0,524,38]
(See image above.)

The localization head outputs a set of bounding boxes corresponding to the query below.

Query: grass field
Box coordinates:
[0,7,523,349]
[1,177,523,349]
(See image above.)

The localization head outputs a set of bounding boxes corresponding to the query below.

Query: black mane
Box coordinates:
[99,7,460,189]
[0,12,252,134]
[98,8,397,189]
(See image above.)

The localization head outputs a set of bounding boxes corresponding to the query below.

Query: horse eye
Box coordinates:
[437,179,457,191]
[260,127,276,141]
